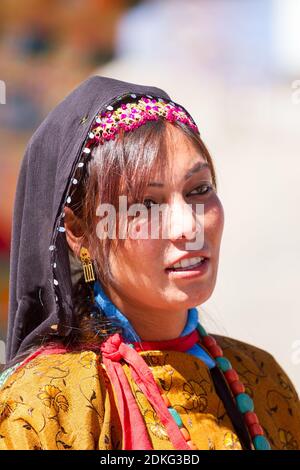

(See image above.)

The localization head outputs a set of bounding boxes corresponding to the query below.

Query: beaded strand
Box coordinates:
[196,323,271,450]
[160,390,198,450]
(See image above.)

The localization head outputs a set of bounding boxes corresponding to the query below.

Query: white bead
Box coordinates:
[49,245,55,251]
[83,147,91,154]
[131,94,137,98]
[58,226,65,232]
[67,196,71,204]
[106,105,113,111]
[95,117,101,124]
[54,279,58,286]
[146,95,153,98]
[89,132,95,139]
[73,178,78,184]
[53,263,57,268]
[78,162,84,168]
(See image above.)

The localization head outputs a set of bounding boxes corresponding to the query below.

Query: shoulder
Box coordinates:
[211,332,299,398]
[211,334,300,450]
[0,350,110,410]
[0,350,119,450]
[0,349,107,392]
[212,333,283,368]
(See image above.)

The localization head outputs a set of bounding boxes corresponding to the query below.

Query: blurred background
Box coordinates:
[0,0,299,391]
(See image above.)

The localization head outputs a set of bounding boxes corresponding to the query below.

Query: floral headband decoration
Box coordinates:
[84,94,200,147]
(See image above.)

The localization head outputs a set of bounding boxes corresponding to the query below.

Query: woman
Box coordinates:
[0,76,299,450]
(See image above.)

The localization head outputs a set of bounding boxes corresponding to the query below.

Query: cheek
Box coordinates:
[119,238,163,273]
[205,197,225,244]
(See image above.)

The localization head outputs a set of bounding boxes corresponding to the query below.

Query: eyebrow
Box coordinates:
[148,162,210,187]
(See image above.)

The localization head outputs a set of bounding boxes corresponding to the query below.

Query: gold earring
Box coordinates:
[79,247,95,283]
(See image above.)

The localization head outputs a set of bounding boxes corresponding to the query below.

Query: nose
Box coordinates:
[165,197,202,242]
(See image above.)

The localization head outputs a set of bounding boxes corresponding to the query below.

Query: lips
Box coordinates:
[165,252,210,271]
[166,256,208,271]
[165,257,210,279]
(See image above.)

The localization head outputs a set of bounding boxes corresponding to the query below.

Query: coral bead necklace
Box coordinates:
[193,323,271,450]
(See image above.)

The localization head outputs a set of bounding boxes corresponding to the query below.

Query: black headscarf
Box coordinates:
[6,75,176,362]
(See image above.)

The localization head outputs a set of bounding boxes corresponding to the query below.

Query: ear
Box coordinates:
[64,206,86,258]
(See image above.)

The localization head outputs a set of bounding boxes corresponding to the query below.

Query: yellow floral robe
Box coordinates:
[0,334,299,450]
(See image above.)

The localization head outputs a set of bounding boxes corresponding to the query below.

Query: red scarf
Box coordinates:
[101,330,199,449]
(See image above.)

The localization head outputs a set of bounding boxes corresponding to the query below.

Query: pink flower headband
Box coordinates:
[81,94,200,152]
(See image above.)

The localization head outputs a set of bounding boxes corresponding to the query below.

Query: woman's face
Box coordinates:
[106,125,225,314]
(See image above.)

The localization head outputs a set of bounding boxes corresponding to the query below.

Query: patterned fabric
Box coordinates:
[0,334,299,450]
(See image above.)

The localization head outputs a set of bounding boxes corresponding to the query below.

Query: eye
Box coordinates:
[143,198,157,209]
[188,183,213,197]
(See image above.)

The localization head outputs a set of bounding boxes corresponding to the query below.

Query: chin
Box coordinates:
[168,287,212,310]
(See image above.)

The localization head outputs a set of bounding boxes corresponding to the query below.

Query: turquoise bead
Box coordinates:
[215,356,232,372]
[236,393,254,414]
[168,407,183,427]
[253,435,271,450]
[197,323,208,337]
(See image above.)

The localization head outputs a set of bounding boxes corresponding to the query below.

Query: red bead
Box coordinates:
[209,345,223,358]
[248,423,264,438]
[244,411,259,426]
[202,335,217,348]
[224,369,239,384]
[230,380,245,395]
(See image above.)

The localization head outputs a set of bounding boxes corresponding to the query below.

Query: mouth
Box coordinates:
[165,256,210,279]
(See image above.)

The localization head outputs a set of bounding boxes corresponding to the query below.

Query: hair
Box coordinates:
[3,117,217,372]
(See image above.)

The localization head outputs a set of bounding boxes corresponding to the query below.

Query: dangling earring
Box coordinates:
[77,246,120,343]
[79,246,99,318]
[79,247,95,282]
[77,246,105,341]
